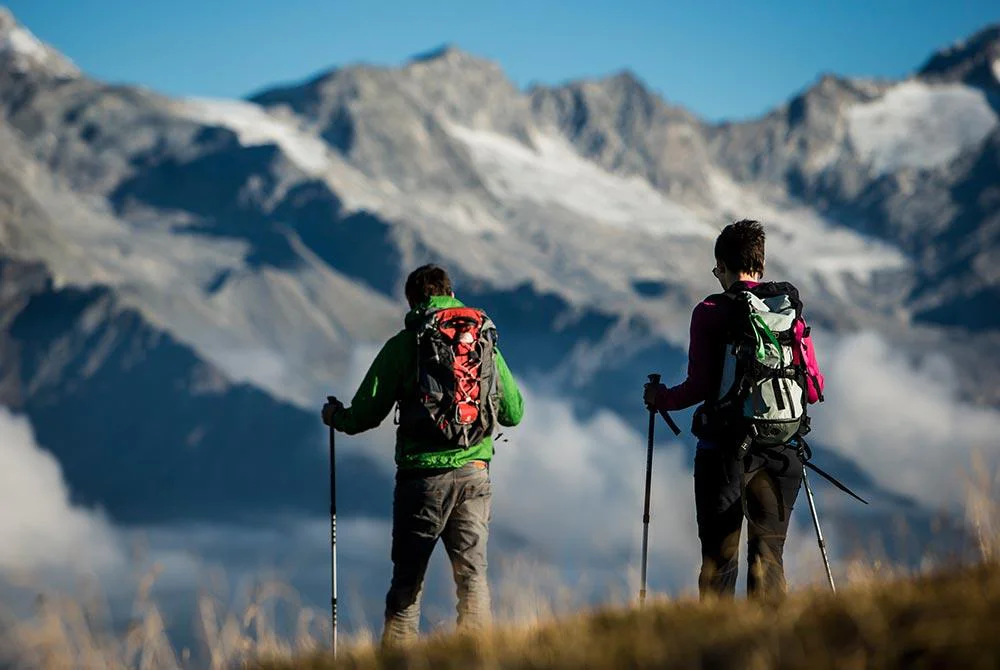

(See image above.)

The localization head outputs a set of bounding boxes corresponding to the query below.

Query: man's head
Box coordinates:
[713,219,766,290]
[404,264,454,308]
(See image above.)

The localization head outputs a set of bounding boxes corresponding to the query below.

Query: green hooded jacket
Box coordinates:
[331,295,525,469]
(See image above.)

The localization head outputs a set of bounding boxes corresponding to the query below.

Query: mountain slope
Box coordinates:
[531,71,714,207]
[250,51,912,334]
[0,6,997,556]
[0,176,392,524]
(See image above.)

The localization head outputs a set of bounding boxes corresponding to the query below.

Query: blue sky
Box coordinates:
[6,0,998,120]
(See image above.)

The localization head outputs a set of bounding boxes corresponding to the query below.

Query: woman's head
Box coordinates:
[713,219,766,289]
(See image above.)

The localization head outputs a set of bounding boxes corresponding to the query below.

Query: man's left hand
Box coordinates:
[322,396,345,427]
[643,382,665,410]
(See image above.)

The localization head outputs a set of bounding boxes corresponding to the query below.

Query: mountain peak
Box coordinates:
[401,42,511,92]
[918,24,1000,88]
[607,68,645,86]
[410,43,466,64]
[406,43,501,73]
[0,7,79,78]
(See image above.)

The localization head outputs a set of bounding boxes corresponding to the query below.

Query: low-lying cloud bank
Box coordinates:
[0,327,997,642]
[811,330,1000,511]
[0,406,121,573]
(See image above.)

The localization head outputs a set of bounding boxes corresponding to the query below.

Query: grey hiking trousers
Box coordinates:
[382,460,492,647]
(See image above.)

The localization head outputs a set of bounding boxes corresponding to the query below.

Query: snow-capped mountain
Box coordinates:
[0,7,77,78]
[0,5,997,553]
[706,25,1000,341]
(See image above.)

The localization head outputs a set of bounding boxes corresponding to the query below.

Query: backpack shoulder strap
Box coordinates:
[405,306,439,333]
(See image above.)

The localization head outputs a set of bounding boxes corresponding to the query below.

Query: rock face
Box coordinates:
[918,25,1000,89]
[0,7,998,534]
[530,71,714,206]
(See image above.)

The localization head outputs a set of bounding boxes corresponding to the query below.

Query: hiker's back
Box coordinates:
[394,295,506,469]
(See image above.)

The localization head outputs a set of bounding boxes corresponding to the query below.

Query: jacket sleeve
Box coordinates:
[657,301,719,411]
[494,348,524,427]
[332,333,407,435]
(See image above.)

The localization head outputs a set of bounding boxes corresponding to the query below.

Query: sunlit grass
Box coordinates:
[1,460,997,669]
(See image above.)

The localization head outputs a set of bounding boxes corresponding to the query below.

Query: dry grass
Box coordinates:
[257,460,1000,670]
[965,452,1000,562]
[260,560,1000,670]
[2,462,998,669]
[0,565,336,670]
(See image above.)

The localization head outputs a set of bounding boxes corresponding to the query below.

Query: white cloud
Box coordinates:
[0,407,121,573]
[207,348,292,394]
[811,330,1000,511]
[489,388,700,592]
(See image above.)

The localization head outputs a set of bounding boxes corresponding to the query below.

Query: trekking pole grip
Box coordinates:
[646,373,681,436]
[647,373,661,412]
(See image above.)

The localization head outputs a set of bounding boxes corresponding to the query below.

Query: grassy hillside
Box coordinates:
[4,462,996,669]
[260,559,1000,670]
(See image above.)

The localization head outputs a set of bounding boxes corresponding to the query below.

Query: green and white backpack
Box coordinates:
[711,282,811,447]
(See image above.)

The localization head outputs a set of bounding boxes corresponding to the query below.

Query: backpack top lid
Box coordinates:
[724,281,802,310]
[405,297,496,337]
[724,282,803,334]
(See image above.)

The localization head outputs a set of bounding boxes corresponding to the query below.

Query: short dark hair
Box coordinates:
[714,219,766,276]
[404,264,453,307]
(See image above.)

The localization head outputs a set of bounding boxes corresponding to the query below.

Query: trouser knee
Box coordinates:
[385,582,421,615]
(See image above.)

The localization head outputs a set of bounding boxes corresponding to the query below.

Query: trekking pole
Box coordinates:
[327,398,338,657]
[639,374,659,607]
[801,466,836,592]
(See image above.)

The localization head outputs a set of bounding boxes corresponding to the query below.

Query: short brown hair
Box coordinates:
[404,264,453,307]
[714,219,765,276]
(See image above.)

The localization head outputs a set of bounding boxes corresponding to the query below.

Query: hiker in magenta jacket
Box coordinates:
[644,219,824,600]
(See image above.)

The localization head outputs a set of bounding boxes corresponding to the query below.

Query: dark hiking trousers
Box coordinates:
[382,461,492,647]
[694,443,803,600]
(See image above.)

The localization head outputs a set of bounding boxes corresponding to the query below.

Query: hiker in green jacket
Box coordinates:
[322,264,524,647]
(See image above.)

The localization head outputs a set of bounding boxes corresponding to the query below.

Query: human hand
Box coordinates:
[322,396,344,426]
[643,382,665,410]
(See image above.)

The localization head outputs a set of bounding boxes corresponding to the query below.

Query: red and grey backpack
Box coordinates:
[399,306,501,448]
